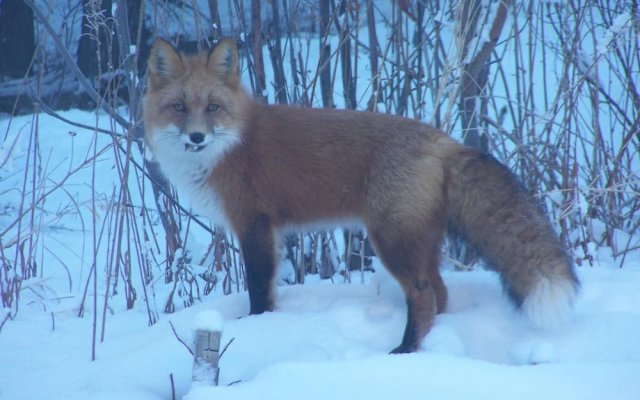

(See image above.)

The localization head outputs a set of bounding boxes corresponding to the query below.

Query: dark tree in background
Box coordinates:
[0,1,36,78]
[318,0,333,108]
[457,0,509,154]
[118,0,150,76]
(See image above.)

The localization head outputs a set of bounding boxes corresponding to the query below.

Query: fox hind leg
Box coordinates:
[368,220,447,354]
[429,264,448,314]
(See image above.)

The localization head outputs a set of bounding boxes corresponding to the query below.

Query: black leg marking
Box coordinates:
[390,284,437,354]
[240,214,276,314]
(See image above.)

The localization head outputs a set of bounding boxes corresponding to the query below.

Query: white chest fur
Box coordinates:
[148,127,240,229]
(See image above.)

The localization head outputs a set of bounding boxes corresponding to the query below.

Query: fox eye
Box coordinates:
[172,102,186,112]
[207,103,220,112]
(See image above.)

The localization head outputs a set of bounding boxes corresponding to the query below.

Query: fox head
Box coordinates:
[144,38,248,164]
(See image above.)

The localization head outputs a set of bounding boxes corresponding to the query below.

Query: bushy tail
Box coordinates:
[446,150,579,327]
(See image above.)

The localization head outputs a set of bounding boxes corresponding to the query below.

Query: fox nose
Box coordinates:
[189,132,206,144]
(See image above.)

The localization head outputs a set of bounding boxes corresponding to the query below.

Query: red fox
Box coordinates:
[144,38,579,353]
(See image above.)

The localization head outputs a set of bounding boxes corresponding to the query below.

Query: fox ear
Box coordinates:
[208,38,239,86]
[147,38,182,86]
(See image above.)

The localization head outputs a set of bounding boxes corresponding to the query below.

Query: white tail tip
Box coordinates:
[521,276,578,328]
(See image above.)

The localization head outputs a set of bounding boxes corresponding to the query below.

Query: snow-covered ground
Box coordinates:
[1,254,639,399]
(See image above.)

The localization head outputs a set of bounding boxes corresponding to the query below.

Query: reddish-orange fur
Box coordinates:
[144,38,578,353]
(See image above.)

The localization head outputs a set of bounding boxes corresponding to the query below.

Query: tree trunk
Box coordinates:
[365,0,380,111]
[319,0,333,108]
[207,0,223,39]
[457,0,510,153]
[0,1,35,78]
[251,0,266,101]
[269,0,288,104]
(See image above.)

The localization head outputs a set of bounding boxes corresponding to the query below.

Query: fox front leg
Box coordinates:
[239,214,277,314]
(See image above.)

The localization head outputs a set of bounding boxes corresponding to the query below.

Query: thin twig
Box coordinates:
[0,312,11,334]
[219,337,235,359]
[169,320,194,355]
[169,373,176,400]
